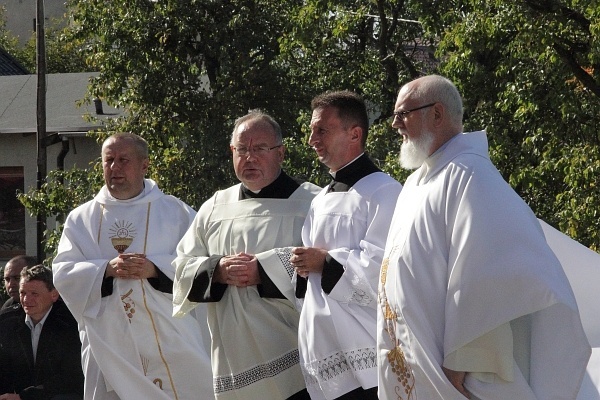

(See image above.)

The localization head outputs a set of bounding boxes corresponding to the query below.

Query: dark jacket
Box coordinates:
[0,297,19,312]
[0,299,84,400]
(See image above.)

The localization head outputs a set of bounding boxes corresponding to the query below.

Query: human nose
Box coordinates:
[308,130,318,146]
[391,114,404,130]
[109,160,122,170]
[242,149,258,160]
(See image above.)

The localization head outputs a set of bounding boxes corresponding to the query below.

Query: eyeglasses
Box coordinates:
[392,103,436,119]
[232,144,282,157]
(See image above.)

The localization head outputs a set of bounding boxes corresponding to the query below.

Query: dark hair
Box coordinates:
[20,265,55,292]
[231,110,283,144]
[6,255,37,268]
[311,90,370,146]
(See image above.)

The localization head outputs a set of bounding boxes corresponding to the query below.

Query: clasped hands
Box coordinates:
[290,247,327,278]
[105,253,158,280]
[214,253,260,287]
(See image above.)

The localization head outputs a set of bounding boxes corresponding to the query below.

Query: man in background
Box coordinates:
[1,255,36,312]
[0,265,84,400]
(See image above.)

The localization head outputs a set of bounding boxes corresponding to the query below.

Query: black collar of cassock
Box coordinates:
[239,170,301,200]
[328,153,381,193]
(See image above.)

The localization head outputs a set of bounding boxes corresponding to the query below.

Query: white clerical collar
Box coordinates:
[25,304,53,329]
[330,152,364,178]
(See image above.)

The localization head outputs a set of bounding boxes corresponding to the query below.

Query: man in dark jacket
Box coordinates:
[1,255,37,312]
[0,265,83,400]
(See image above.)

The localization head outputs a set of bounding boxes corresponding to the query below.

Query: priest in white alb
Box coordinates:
[378,75,591,400]
[173,111,320,400]
[53,133,213,400]
[290,91,402,400]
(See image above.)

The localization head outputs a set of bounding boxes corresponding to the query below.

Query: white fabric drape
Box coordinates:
[377,132,590,400]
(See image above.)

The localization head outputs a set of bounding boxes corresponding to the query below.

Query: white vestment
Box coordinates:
[540,221,600,400]
[173,182,320,400]
[378,131,591,400]
[298,171,402,399]
[53,179,213,400]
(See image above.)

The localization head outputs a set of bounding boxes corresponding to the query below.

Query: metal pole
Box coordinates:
[36,0,47,263]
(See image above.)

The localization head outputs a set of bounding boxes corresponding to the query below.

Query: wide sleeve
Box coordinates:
[441,159,590,397]
[325,179,402,310]
[52,206,111,322]
[255,247,296,303]
[173,196,217,317]
[146,197,196,281]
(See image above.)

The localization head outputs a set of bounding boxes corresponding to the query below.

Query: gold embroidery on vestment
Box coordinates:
[98,202,179,398]
[121,289,136,321]
[379,248,416,399]
[109,220,137,253]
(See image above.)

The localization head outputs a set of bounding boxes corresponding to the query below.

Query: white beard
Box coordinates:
[399,129,434,169]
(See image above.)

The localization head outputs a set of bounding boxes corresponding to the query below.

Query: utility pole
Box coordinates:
[36,0,47,263]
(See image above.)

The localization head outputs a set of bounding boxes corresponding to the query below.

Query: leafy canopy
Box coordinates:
[16,0,600,255]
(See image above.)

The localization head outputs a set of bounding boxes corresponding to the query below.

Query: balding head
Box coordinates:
[392,75,464,169]
[3,255,37,302]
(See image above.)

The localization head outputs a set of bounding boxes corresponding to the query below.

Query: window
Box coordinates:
[0,167,25,258]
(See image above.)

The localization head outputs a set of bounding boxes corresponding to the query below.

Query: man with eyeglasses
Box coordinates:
[377,75,590,399]
[173,110,320,400]
[289,91,402,400]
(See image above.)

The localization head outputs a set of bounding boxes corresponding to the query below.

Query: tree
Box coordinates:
[63,0,310,208]
[18,166,103,263]
[22,0,434,256]
[0,7,27,69]
[60,0,432,198]
[278,0,436,184]
[417,0,600,248]
[0,7,89,74]
[20,0,600,256]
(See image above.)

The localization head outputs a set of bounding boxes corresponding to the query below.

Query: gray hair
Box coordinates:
[408,75,463,125]
[103,132,149,159]
[230,110,283,144]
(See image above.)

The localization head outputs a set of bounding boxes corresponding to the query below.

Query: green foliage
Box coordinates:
[428,0,600,249]
[0,7,90,74]
[0,7,27,70]
[16,0,600,254]
[17,165,103,260]
[277,0,434,183]
[56,0,429,205]
[65,0,315,208]
[14,23,92,73]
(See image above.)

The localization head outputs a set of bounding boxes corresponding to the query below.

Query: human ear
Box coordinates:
[349,125,362,143]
